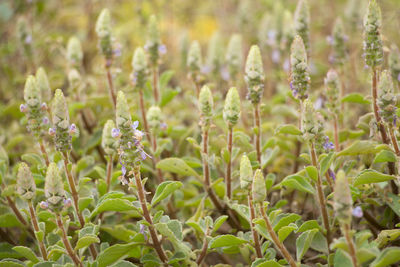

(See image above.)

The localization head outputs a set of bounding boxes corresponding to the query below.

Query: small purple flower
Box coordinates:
[328,169,336,181]
[39,201,48,209]
[48,127,56,136]
[64,198,72,208]
[132,121,139,130]
[139,224,148,241]
[25,35,32,44]
[43,117,49,124]
[121,164,127,176]
[158,44,167,55]
[394,116,397,127]
[271,49,281,63]
[41,102,47,110]
[134,130,144,139]
[20,104,28,113]
[352,206,363,218]
[69,123,77,134]
[144,43,150,51]
[200,65,211,74]
[283,59,290,72]
[326,35,333,45]
[323,136,335,151]
[140,151,147,160]
[113,43,122,57]
[397,73,400,82]
[160,122,167,131]
[111,128,120,138]
[221,68,230,81]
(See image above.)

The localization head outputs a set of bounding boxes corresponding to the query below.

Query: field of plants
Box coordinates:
[1,0,400,266]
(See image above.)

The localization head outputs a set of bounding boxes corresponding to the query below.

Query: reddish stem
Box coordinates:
[254,104,261,165]
[28,201,48,260]
[226,127,233,199]
[248,193,262,258]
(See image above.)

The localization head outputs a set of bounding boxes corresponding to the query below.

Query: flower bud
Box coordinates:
[116,91,132,130]
[68,68,81,91]
[240,155,253,189]
[331,18,347,66]
[290,35,310,100]
[378,70,396,125]
[146,15,161,66]
[252,169,266,203]
[52,89,71,152]
[334,170,353,226]
[282,10,295,49]
[223,87,241,127]
[363,0,383,68]
[226,34,243,80]
[24,75,41,107]
[147,106,162,130]
[17,162,36,201]
[245,45,265,104]
[294,0,310,53]
[207,32,223,76]
[131,47,148,89]
[66,36,83,68]
[389,44,400,83]
[95,9,113,60]
[17,17,33,56]
[102,120,118,155]
[187,41,203,84]
[44,163,65,209]
[345,0,364,31]
[36,67,52,103]
[324,69,341,114]
[198,85,213,127]
[302,99,323,141]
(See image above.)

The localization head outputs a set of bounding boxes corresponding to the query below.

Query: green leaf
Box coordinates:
[155,221,192,257]
[305,166,318,182]
[0,243,22,259]
[12,246,39,263]
[334,249,353,267]
[209,235,247,249]
[0,260,25,267]
[375,229,400,248]
[337,141,381,157]
[212,215,228,234]
[254,260,284,267]
[78,197,93,211]
[279,175,315,195]
[373,150,397,164]
[296,229,318,261]
[156,158,199,178]
[90,199,135,218]
[278,224,297,242]
[159,70,175,89]
[370,247,400,267]
[0,213,23,228]
[353,169,395,186]
[296,220,320,233]
[341,93,371,104]
[110,260,138,267]
[21,153,44,166]
[75,234,100,250]
[320,152,335,176]
[151,181,182,206]
[275,124,302,135]
[97,243,141,267]
[273,213,301,232]
[386,193,400,218]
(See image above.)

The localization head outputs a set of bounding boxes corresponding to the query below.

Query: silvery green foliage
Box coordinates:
[52,89,72,152]
[207,32,223,76]
[240,154,253,190]
[44,163,65,210]
[302,100,324,142]
[95,8,113,60]
[199,85,213,127]
[363,0,383,68]
[334,170,353,226]
[378,70,397,125]
[330,18,347,66]
[223,87,241,127]
[294,0,310,53]
[102,120,117,155]
[252,169,266,203]
[324,69,341,114]
[67,36,83,68]
[22,75,48,138]
[146,15,161,66]
[290,35,310,100]
[36,67,52,103]
[225,34,242,80]
[147,106,162,130]
[17,17,33,56]
[245,45,264,104]
[131,47,148,89]
[187,40,203,83]
[17,162,36,201]
[389,44,400,83]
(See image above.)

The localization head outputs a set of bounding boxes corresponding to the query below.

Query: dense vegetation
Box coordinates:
[1,0,400,266]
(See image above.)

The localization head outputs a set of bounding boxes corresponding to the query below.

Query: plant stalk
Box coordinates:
[226,126,233,199]
[196,228,210,265]
[105,61,116,108]
[106,155,113,192]
[152,67,159,103]
[254,103,261,165]
[28,201,48,260]
[343,223,359,267]
[333,115,340,152]
[248,193,262,258]
[38,140,50,167]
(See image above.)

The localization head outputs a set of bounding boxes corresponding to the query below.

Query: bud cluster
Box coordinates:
[302,100,324,142]
[252,169,266,203]
[334,170,353,225]
[329,18,347,66]
[223,87,241,128]
[378,70,397,125]
[96,9,113,61]
[294,0,310,53]
[67,36,83,69]
[245,45,265,104]
[145,15,166,66]
[102,120,118,155]
[36,67,52,103]
[324,69,341,114]
[131,47,149,89]
[389,44,400,83]
[225,34,242,80]
[44,163,66,211]
[16,162,36,201]
[363,0,383,68]
[187,41,204,85]
[207,32,223,77]
[290,35,310,100]
[198,85,214,128]
[240,155,252,190]
[147,106,163,130]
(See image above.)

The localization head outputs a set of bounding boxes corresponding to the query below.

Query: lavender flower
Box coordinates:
[352,206,363,218]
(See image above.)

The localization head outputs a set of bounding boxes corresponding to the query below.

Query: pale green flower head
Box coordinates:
[294,0,310,53]
[52,89,69,130]
[378,70,396,125]
[36,67,52,103]
[147,106,162,130]
[102,120,117,155]
[331,18,347,66]
[346,0,364,31]
[116,91,131,129]
[252,169,266,203]
[187,41,202,73]
[132,47,148,89]
[146,15,161,66]
[324,69,341,114]
[45,163,65,209]
[96,9,111,38]
[24,75,41,107]
[68,68,81,90]
[17,16,33,55]
[207,32,224,76]
[199,85,213,126]
[302,99,323,141]
[245,45,265,104]
[223,87,241,127]
[67,36,83,67]
[240,154,253,190]
[17,162,36,201]
[389,44,400,82]
[290,35,310,100]
[363,0,383,67]
[334,170,353,226]
[226,34,243,79]
[282,10,295,49]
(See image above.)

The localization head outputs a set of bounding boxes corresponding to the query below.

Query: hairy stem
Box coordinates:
[133,166,168,265]
[254,104,261,165]
[38,140,50,167]
[106,155,113,193]
[138,89,152,145]
[248,193,262,258]
[226,126,233,199]
[196,228,210,265]
[343,223,358,267]
[152,67,159,103]
[28,201,48,260]
[105,61,116,108]
[388,124,400,156]
[334,115,340,152]
[260,205,298,267]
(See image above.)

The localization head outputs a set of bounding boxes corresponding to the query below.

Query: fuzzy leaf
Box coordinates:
[156,158,199,177]
[353,169,395,186]
[151,181,182,206]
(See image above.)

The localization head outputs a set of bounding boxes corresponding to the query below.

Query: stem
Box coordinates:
[106,155,113,193]
[293,100,304,173]
[196,228,210,265]
[38,140,50,167]
[194,81,200,99]
[333,115,340,152]
[260,205,298,267]
[105,61,116,108]
[133,166,168,265]
[226,126,233,199]
[2,190,34,236]
[55,213,83,267]
[28,201,48,260]
[389,124,400,156]
[254,103,261,165]
[152,66,159,103]
[248,194,262,258]
[309,142,332,250]
[138,89,152,145]
[343,223,358,267]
